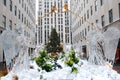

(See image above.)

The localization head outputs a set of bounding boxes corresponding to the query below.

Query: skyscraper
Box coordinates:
[37,0,71,48]
[70,0,120,58]
[0,0,36,74]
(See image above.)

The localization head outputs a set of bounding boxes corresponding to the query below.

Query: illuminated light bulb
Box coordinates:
[52,6,57,13]
[64,4,68,10]
[62,4,69,13]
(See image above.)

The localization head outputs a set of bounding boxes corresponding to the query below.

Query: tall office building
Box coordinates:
[37,0,71,49]
[0,0,36,74]
[70,0,120,57]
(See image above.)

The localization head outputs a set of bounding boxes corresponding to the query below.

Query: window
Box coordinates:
[24,17,26,24]
[85,28,87,36]
[10,0,12,11]
[95,0,98,11]
[22,14,23,22]
[100,0,104,6]
[86,0,88,3]
[79,20,81,26]
[27,7,28,14]
[22,0,24,8]
[3,0,6,6]
[18,10,20,19]
[58,25,60,31]
[14,23,16,28]
[84,14,86,21]
[87,10,89,19]
[66,34,69,43]
[101,15,105,26]
[90,6,93,15]
[96,19,98,24]
[61,25,63,31]
[88,26,90,31]
[84,0,85,8]
[9,20,12,30]
[118,3,120,18]
[2,15,6,29]
[82,17,83,24]
[15,6,17,16]
[19,0,21,3]
[61,33,63,42]
[109,9,113,23]
[24,4,26,11]
[65,27,69,33]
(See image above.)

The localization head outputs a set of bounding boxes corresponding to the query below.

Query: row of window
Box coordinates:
[44,27,49,44]
[3,0,27,12]
[58,32,63,42]
[78,0,104,16]
[73,26,91,43]
[100,9,113,27]
[38,27,43,44]
[72,3,120,44]
[3,0,35,24]
[95,9,113,27]
[78,0,103,9]
[65,33,70,43]
[3,0,12,11]
[2,15,12,30]
[73,9,116,43]
[76,8,113,29]
[19,0,31,4]
[73,9,112,33]
[76,0,117,26]
[58,25,63,31]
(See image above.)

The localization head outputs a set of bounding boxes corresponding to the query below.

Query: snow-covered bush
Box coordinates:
[42,63,54,72]
[65,47,79,73]
[36,50,63,72]
[36,50,54,72]
[65,60,74,67]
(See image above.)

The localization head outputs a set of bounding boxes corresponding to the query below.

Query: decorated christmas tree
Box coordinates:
[46,28,63,54]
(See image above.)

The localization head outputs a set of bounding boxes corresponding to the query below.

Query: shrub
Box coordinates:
[36,50,56,72]
[65,60,74,67]
[36,50,62,72]
[36,57,45,66]
[65,47,79,73]
[72,67,78,73]
[73,58,79,64]
[42,64,54,72]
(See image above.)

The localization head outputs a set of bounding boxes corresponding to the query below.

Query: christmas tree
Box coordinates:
[46,28,63,54]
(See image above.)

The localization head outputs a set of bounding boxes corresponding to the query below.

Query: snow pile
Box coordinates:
[1,60,120,80]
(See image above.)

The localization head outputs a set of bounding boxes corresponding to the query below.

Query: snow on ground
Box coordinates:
[1,60,120,80]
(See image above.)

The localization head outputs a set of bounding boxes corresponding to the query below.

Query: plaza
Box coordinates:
[0,0,120,80]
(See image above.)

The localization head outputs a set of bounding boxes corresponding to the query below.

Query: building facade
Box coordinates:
[37,0,71,49]
[0,0,36,74]
[70,0,120,57]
